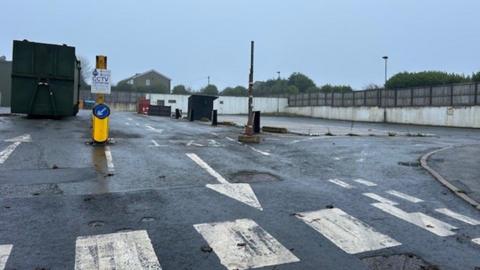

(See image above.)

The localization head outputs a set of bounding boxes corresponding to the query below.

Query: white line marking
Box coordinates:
[0,244,13,270]
[145,125,163,134]
[248,146,271,156]
[192,143,204,147]
[354,179,377,187]
[105,146,115,173]
[328,179,353,189]
[186,153,263,210]
[363,193,398,205]
[387,190,424,203]
[127,118,133,121]
[0,142,21,164]
[125,122,130,126]
[435,208,480,225]
[225,137,235,142]
[136,123,140,126]
[372,203,457,237]
[75,230,161,270]
[194,219,300,270]
[150,139,167,147]
[211,132,219,136]
[297,208,401,254]
[5,134,31,143]
[186,153,228,184]
[186,140,194,146]
[473,238,480,246]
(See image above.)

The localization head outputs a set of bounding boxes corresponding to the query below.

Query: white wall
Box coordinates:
[146,94,288,115]
[286,105,480,128]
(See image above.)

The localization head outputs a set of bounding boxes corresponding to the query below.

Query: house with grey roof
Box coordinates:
[117,69,171,93]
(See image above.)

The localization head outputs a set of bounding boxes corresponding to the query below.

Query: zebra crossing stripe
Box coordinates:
[75,230,161,270]
[194,219,300,270]
[296,208,401,254]
[386,190,424,203]
[435,208,480,225]
[354,179,377,187]
[328,179,353,189]
[0,245,13,270]
[372,203,457,237]
[363,193,399,206]
[473,238,480,246]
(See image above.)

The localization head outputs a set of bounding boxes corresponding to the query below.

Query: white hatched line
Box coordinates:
[105,146,114,172]
[194,219,300,270]
[387,190,424,203]
[354,179,377,187]
[296,208,401,254]
[0,244,13,270]
[328,179,353,189]
[145,125,163,133]
[363,193,398,205]
[186,153,228,184]
[473,238,480,246]
[0,142,21,164]
[435,208,480,225]
[75,230,161,270]
[372,203,457,237]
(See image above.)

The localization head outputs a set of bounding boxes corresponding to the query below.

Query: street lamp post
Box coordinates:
[380,56,389,107]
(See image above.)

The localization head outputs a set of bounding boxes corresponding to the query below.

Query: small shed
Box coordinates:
[188,95,217,121]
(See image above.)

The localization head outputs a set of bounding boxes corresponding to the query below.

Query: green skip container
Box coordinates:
[11,40,80,117]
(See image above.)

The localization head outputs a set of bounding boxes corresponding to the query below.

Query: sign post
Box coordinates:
[91,55,111,143]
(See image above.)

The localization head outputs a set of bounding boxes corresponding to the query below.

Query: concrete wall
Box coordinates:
[146,94,288,115]
[286,105,480,128]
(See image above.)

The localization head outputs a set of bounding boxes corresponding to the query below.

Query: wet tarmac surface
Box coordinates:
[0,110,479,269]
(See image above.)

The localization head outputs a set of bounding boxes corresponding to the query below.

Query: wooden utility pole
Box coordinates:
[96,55,107,104]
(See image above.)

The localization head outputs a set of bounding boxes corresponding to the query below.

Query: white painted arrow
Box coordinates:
[186,153,263,210]
[0,134,31,164]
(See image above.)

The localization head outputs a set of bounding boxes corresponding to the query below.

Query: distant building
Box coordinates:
[0,56,12,107]
[117,69,171,93]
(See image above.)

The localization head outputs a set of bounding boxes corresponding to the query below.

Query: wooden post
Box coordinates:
[474,83,478,105]
[95,56,107,104]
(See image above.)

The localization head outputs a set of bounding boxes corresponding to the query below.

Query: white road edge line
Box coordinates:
[328,179,353,189]
[386,190,424,203]
[354,179,377,187]
[297,208,401,254]
[372,203,457,237]
[435,208,480,225]
[74,230,161,270]
[194,218,300,270]
[105,146,115,173]
[0,244,13,270]
[248,146,271,156]
[363,193,398,205]
[186,153,228,184]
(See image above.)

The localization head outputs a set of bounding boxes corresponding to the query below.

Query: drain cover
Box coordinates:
[362,254,439,270]
[230,171,281,183]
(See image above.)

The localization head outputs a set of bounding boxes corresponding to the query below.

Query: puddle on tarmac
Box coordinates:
[230,171,281,183]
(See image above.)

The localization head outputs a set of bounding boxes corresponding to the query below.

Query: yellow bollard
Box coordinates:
[92,103,110,143]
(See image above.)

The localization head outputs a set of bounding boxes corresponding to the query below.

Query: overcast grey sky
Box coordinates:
[1,0,479,90]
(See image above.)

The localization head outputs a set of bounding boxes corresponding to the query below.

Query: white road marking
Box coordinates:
[0,134,32,165]
[186,140,194,146]
[328,179,353,189]
[125,122,130,126]
[363,193,398,205]
[386,190,424,203]
[105,146,115,173]
[127,117,133,121]
[354,179,377,187]
[0,244,13,270]
[150,139,167,147]
[192,143,204,147]
[435,208,480,225]
[136,123,140,126]
[372,203,457,236]
[186,153,228,184]
[225,137,235,142]
[209,139,222,147]
[0,142,21,164]
[248,146,271,156]
[186,153,263,210]
[194,219,300,270]
[75,230,161,270]
[211,132,219,136]
[145,125,163,134]
[297,208,401,254]
[473,238,480,246]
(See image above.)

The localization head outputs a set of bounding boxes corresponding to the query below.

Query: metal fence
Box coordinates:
[287,82,480,107]
[80,90,146,104]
